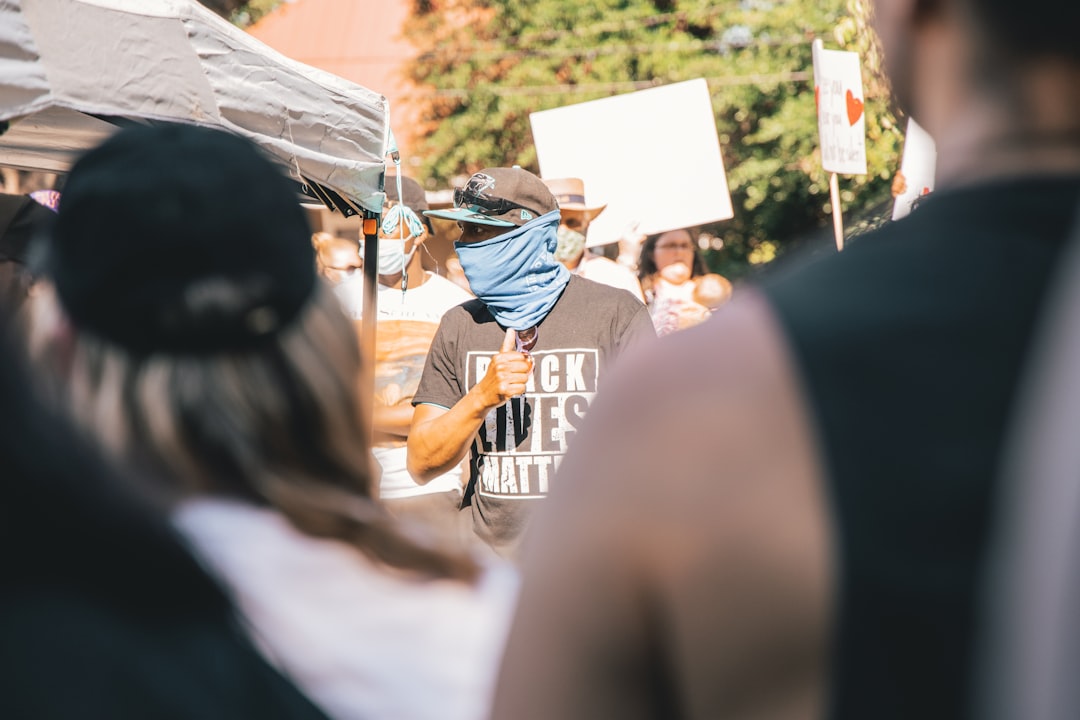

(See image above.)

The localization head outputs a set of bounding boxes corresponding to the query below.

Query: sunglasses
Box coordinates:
[454,173,539,218]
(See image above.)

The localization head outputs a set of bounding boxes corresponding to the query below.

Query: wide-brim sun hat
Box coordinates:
[542,177,607,223]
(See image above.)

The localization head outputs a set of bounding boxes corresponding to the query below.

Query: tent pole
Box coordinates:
[360,208,380,450]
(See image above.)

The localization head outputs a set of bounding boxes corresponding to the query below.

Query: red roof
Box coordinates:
[248,0,421,156]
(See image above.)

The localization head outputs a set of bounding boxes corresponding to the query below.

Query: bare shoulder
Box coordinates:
[506,289,832,719]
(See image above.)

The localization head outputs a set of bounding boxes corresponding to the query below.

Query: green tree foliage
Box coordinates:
[196,0,245,17]
[405,0,901,276]
[229,0,283,27]
[196,0,282,27]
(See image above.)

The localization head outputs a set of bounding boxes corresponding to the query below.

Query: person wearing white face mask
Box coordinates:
[344,175,475,546]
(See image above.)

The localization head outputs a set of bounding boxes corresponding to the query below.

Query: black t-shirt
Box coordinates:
[414,275,655,558]
[762,175,1080,720]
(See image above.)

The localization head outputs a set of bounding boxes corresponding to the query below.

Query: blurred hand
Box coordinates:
[675,300,711,329]
[891,170,907,198]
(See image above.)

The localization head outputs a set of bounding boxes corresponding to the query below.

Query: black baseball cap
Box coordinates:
[425,167,558,228]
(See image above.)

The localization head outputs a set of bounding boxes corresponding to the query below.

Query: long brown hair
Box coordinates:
[58,282,477,582]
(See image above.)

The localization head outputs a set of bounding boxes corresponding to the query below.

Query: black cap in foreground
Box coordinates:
[48,123,315,354]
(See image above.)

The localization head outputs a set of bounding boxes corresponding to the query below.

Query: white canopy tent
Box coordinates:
[0,0,389,214]
[0,0,391,440]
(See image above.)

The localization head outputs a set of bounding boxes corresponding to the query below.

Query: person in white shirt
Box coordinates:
[336,175,476,546]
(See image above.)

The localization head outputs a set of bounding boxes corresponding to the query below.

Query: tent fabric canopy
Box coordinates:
[0,0,389,214]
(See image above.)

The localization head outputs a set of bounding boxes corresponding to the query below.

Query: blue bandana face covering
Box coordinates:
[454,210,569,330]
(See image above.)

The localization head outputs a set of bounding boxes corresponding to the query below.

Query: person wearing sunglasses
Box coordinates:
[410,167,655,561]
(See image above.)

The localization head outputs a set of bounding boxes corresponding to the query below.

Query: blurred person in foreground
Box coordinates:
[492,0,1080,717]
[638,227,733,335]
[30,123,516,720]
[0,322,329,719]
[410,167,655,560]
[542,176,645,302]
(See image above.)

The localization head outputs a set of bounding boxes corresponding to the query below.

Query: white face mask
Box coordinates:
[377,237,415,277]
[376,203,425,278]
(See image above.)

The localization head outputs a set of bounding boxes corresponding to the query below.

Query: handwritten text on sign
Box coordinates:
[812,40,867,175]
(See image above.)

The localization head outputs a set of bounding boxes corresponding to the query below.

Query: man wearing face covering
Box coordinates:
[410,167,655,559]
[342,175,474,542]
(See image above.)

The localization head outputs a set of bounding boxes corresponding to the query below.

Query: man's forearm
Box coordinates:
[407,392,491,483]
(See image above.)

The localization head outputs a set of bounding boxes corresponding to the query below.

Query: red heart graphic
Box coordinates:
[814,85,820,114]
[845,89,864,125]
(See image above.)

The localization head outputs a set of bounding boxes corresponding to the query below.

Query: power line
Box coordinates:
[416,34,812,63]
[298,34,812,66]
[502,3,736,46]
[416,71,812,98]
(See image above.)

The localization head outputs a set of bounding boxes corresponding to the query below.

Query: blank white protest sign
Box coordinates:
[892,117,937,220]
[530,78,733,248]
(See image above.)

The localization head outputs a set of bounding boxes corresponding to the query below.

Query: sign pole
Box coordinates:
[830,172,845,251]
[813,38,866,252]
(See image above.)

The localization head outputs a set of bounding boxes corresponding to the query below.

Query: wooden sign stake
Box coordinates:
[830,172,845,251]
